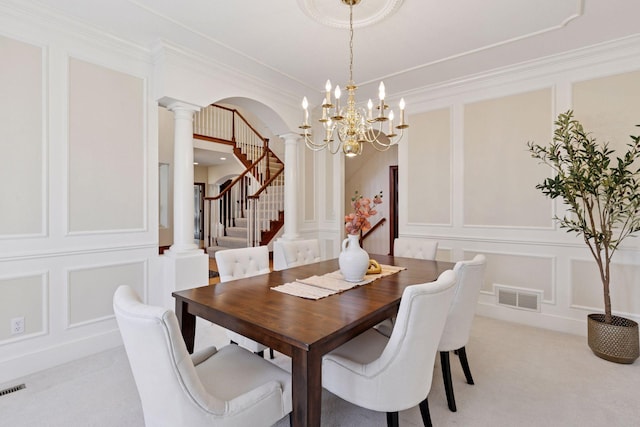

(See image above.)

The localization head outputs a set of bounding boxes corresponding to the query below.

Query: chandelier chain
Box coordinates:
[349,3,354,84]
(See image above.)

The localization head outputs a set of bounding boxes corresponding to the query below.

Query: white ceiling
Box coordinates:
[22,0,640,165]
[27,0,640,96]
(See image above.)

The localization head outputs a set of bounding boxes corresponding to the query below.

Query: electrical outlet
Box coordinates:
[11,317,25,335]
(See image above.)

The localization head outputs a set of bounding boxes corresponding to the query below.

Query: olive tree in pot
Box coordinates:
[528,110,640,364]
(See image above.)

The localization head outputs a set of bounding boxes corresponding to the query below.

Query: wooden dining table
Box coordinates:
[172,254,454,427]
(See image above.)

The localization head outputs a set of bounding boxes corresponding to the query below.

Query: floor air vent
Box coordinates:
[496,286,541,312]
[0,383,26,397]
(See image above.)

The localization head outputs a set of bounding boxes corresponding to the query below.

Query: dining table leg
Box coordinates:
[175,300,196,354]
[291,347,322,427]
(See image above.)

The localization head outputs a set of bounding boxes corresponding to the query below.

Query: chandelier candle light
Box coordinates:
[299,0,408,157]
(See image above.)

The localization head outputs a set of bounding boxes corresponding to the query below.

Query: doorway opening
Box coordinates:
[389,165,398,255]
[194,182,205,242]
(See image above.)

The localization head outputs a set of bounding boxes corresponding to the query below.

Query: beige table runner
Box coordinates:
[272,264,406,300]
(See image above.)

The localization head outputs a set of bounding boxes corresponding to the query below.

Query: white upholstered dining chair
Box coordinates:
[214,245,274,358]
[113,285,292,427]
[272,238,321,271]
[438,254,486,412]
[393,237,438,260]
[322,270,458,427]
[374,237,440,336]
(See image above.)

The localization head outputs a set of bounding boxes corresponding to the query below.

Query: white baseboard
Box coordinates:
[0,329,123,386]
[476,302,588,337]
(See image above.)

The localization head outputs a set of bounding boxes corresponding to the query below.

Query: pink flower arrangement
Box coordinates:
[345,190,383,235]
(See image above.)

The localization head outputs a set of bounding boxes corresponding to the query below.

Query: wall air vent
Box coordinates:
[495,285,542,312]
[0,383,25,397]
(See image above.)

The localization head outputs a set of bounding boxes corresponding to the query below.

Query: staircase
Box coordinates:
[216,217,249,250]
[195,105,285,255]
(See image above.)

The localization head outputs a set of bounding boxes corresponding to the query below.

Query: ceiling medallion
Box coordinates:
[297,0,404,29]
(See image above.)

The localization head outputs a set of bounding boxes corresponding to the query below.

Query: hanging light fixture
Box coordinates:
[299,0,408,157]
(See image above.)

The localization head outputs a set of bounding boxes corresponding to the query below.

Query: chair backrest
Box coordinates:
[215,246,270,282]
[113,285,223,426]
[273,239,321,271]
[439,254,486,351]
[368,270,457,409]
[393,237,438,260]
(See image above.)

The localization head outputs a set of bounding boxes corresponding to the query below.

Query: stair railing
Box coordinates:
[360,217,387,247]
[195,104,285,248]
[247,167,285,247]
[194,104,277,167]
[204,150,268,247]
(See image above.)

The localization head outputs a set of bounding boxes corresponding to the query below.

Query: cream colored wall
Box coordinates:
[194,165,208,184]
[0,36,43,236]
[0,17,157,383]
[573,71,640,148]
[463,89,552,227]
[402,63,640,335]
[68,58,146,232]
[206,161,245,189]
[345,145,397,255]
[407,108,451,225]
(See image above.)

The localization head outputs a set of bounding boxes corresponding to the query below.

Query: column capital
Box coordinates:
[279,132,301,145]
[166,101,201,114]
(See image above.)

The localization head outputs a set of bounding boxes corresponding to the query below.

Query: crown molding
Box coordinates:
[404,34,640,111]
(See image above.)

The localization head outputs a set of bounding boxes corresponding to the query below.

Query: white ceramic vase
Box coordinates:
[339,234,369,282]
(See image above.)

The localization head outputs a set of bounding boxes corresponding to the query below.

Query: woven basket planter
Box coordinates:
[587,314,639,364]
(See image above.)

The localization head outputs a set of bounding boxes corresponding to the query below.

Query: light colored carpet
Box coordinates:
[1,316,638,426]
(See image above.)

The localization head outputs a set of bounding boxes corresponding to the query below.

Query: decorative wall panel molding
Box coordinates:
[465,250,555,303]
[463,88,553,228]
[67,57,145,233]
[67,260,145,327]
[0,35,46,238]
[0,273,47,342]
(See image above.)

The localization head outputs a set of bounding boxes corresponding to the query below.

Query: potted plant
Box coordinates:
[528,110,640,363]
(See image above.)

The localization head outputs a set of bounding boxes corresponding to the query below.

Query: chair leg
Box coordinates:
[419,398,432,427]
[457,346,475,385]
[386,411,399,427]
[270,348,275,359]
[440,351,457,412]
[256,350,265,358]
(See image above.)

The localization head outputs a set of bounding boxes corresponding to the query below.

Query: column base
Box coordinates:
[168,242,200,253]
[273,239,286,271]
[162,249,208,307]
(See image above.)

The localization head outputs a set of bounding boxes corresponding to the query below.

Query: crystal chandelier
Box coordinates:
[299,0,408,157]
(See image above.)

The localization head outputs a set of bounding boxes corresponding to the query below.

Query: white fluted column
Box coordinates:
[162,101,207,303]
[281,133,300,240]
[272,133,301,271]
[168,102,200,253]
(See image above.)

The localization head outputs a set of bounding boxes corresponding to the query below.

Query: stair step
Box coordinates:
[226,227,247,238]
[256,204,282,210]
[217,236,247,249]
[235,218,248,228]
